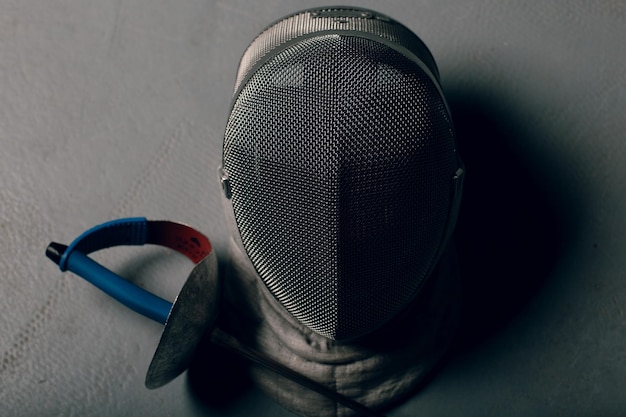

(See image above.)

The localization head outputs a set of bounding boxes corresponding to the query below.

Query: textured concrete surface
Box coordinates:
[1,1,624,416]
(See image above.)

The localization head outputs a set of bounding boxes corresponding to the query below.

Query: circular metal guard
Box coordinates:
[146,251,219,388]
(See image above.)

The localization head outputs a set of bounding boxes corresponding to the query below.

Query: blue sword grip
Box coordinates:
[47,217,212,325]
[65,250,172,325]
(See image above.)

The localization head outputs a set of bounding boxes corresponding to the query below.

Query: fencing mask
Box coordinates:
[219,6,464,341]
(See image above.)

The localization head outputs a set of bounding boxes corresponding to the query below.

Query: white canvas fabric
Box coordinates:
[219,238,462,416]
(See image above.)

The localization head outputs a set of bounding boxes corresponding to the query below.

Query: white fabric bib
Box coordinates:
[219,238,461,416]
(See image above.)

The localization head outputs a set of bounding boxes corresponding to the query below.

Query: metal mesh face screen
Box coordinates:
[223,34,457,340]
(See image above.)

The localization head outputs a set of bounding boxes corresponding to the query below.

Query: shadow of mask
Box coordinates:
[448,89,571,352]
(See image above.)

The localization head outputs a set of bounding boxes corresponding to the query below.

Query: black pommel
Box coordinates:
[46,242,68,265]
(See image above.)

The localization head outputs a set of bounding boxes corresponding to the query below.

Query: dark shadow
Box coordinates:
[185,252,255,410]
[447,88,570,353]
[382,85,580,413]
[185,325,254,410]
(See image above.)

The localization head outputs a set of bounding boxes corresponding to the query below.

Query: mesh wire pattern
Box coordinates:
[223,32,457,340]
